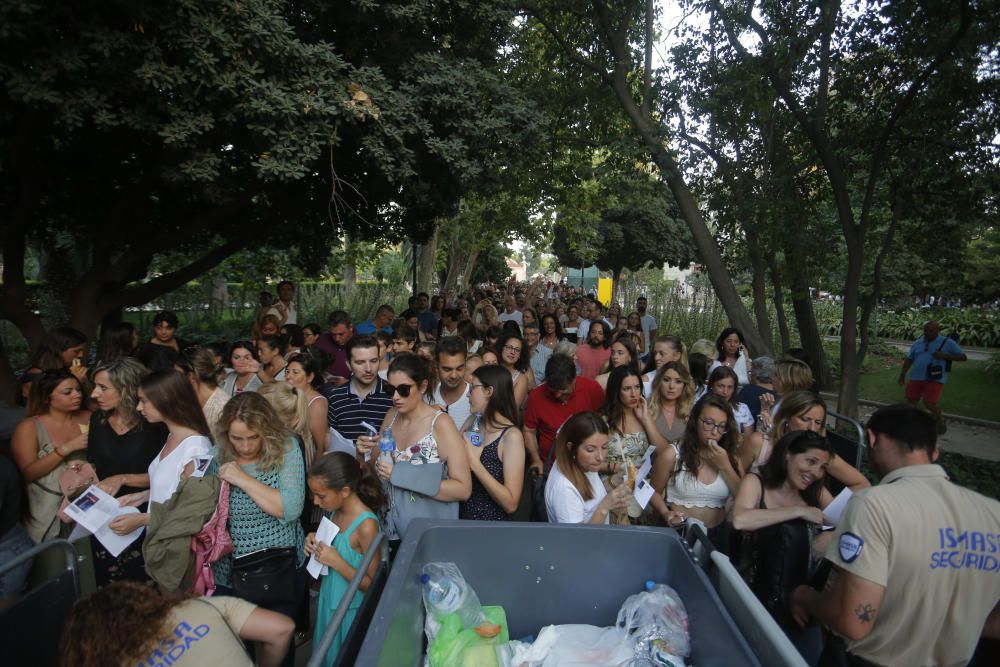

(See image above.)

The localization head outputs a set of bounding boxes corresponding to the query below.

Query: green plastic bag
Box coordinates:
[427,605,509,667]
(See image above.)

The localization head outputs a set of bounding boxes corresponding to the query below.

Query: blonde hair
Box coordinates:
[689,339,717,360]
[256,382,313,465]
[775,358,814,393]
[216,392,293,472]
[647,361,695,422]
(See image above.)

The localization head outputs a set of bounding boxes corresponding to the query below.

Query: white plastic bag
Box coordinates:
[516,624,634,667]
[617,583,690,665]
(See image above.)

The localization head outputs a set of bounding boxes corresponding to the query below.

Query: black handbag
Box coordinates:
[231,546,297,608]
[926,338,948,381]
[529,439,558,522]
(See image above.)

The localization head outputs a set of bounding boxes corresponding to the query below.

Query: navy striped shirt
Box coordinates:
[324,376,394,441]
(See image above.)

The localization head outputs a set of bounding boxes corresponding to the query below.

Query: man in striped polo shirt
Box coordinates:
[326,335,393,450]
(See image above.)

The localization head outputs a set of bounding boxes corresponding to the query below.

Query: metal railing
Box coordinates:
[306,532,386,667]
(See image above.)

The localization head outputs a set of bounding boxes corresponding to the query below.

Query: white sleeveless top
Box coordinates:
[148,434,212,504]
[666,444,731,508]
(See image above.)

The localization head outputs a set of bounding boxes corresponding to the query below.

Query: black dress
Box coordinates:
[746,474,824,666]
[459,428,510,521]
[86,413,167,586]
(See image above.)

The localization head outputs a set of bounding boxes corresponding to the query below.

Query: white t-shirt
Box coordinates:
[640,314,657,353]
[266,302,297,325]
[433,383,472,432]
[499,310,523,328]
[733,402,753,430]
[148,435,213,504]
[545,462,608,524]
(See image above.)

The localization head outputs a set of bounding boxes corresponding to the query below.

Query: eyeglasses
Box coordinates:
[699,418,728,434]
[470,383,485,391]
[503,345,522,353]
[387,383,414,398]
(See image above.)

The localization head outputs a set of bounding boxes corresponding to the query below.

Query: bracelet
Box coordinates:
[54,446,66,458]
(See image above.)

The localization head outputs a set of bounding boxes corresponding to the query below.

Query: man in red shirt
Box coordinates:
[524,354,605,473]
[575,320,611,380]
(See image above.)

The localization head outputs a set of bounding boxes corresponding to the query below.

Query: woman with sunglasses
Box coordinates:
[659,394,743,539]
[496,331,533,407]
[458,365,525,521]
[373,355,471,539]
[733,430,837,665]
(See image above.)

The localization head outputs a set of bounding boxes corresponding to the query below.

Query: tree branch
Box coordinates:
[108,237,249,310]
[518,3,611,82]
[859,0,972,230]
[642,0,654,116]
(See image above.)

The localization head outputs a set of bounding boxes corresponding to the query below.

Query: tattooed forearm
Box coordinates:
[855,603,877,624]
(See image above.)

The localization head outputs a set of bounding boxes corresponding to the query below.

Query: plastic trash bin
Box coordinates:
[356,519,763,666]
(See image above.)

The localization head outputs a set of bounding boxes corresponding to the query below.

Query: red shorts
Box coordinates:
[905,380,944,404]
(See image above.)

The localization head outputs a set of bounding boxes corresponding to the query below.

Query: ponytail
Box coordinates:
[310,452,386,513]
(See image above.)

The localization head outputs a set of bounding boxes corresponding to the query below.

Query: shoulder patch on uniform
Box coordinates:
[839,532,864,563]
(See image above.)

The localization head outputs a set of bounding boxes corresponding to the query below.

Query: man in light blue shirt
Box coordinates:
[898,320,966,434]
[354,304,394,335]
[524,322,551,385]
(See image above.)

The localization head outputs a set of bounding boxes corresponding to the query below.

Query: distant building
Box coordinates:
[506,258,527,282]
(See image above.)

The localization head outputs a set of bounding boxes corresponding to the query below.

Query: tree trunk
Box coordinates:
[766,252,791,351]
[745,226,775,353]
[416,224,439,294]
[600,72,771,358]
[784,242,833,390]
[341,232,357,297]
[442,226,463,294]
[461,249,480,290]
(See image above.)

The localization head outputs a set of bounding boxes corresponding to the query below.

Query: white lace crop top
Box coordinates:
[666,444,731,508]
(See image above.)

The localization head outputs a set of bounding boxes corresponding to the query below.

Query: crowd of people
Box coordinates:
[1,278,997,667]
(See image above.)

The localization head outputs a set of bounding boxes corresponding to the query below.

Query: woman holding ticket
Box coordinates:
[305,452,383,667]
[600,366,669,525]
[110,370,213,536]
[732,430,837,665]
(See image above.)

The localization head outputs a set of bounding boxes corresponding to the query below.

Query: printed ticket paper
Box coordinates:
[65,484,144,557]
[307,516,341,579]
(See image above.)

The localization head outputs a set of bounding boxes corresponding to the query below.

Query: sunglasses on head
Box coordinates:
[387,382,414,398]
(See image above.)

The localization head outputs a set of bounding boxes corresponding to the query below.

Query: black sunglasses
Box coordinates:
[387,382,414,398]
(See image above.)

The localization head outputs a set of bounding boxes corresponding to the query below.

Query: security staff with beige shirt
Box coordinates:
[792,405,1000,667]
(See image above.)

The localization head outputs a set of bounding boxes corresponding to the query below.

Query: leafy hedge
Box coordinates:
[816,303,1000,348]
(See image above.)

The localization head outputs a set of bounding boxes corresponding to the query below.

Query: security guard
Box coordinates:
[792,405,1000,666]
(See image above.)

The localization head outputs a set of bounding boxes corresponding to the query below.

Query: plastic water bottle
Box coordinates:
[421,563,486,629]
[467,413,483,447]
[379,427,395,465]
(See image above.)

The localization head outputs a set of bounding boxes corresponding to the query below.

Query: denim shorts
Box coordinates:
[0,523,35,597]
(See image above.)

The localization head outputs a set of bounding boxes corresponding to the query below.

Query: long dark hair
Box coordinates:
[287,351,325,389]
[602,365,643,434]
[96,321,136,362]
[554,411,609,501]
[138,370,211,436]
[388,352,431,396]
[540,313,563,341]
[29,327,88,370]
[473,365,521,429]
[608,335,641,374]
[496,331,529,373]
[676,393,739,479]
[759,430,834,508]
[715,327,744,361]
[310,451,386,512]
[707,365,740,408]
[26,368,82,417]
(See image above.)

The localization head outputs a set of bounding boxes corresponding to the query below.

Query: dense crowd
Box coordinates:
[1,278,998,667]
